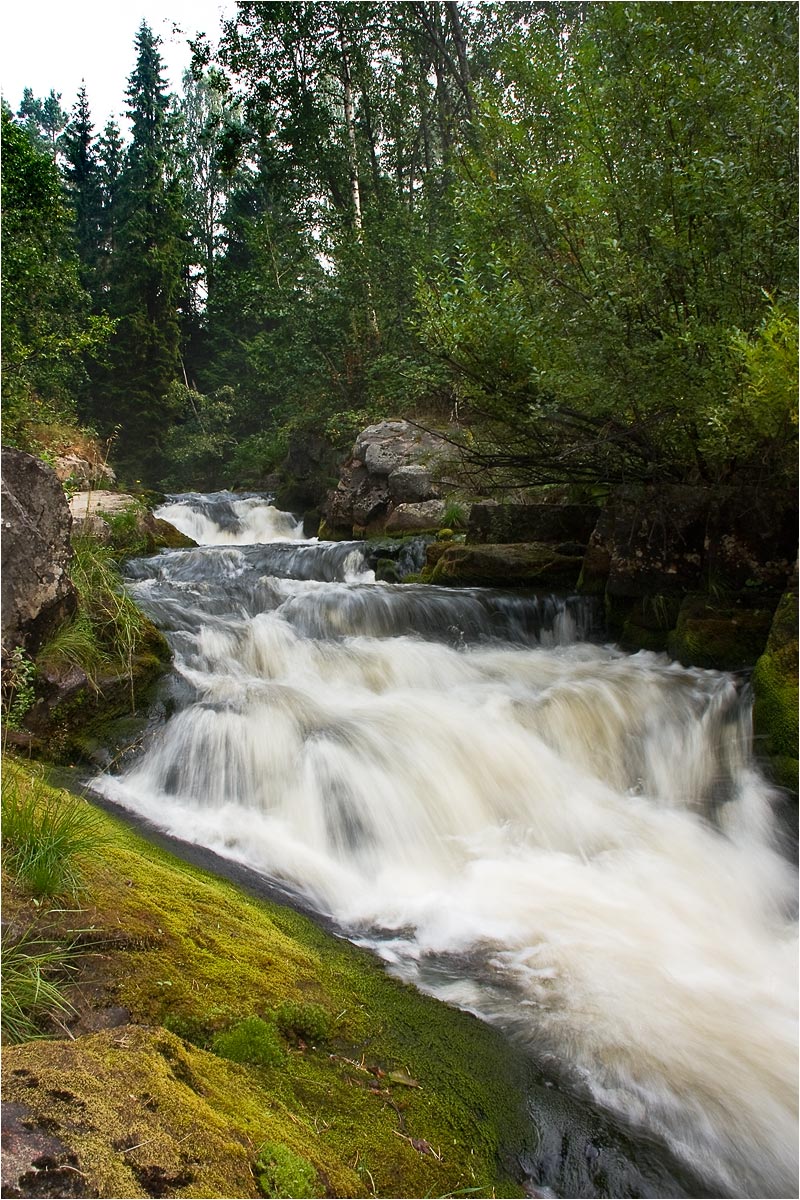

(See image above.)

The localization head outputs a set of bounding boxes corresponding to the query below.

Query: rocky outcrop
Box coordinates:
[467,503,598,550]
[1,449,77,659]
[579,485,796,601]
[53,453,115,490]
[324,420,458,537]
[69,492,196,551]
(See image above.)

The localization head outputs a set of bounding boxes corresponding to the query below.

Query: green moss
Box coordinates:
[212,1017,285,1068]
[752,589,798,779]
[255,1140,318,1198]
[2,760,533,1198]
[667,596,772,670]
[274,1001,333,1047]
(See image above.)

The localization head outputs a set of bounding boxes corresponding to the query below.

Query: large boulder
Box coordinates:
[324,420,457,537]
[1,449,77,659]
[69,492,196,551]
[385,500,446,535]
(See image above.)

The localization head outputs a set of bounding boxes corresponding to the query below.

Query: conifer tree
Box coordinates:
[96,21,190,477]
[62,85,103,291]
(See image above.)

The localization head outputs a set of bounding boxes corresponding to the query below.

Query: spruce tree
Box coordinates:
[98,21,190,479]
[62,86,103,291]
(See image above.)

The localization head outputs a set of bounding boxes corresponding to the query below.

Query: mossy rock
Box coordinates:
[619,595,683,653]
[148,518,197,551]
[752,588,799,787]
[429,543,583,589]
[2,760,534,1199]
[666,596,773,671]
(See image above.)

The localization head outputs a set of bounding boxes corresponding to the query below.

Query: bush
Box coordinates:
[211,1016,285,1067]
[1,770,104,897]
[255,1141,318,1199]
[2,645,37,730]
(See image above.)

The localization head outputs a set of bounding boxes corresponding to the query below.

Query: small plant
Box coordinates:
[1,927,78,1043]
[2,771,104,897]
[2,646,37,731]
[274,1000,333,1046]
[441,499,468,530]
[255,1140,318,1199]
[102,505,150,560]
[211,1015,285,1067]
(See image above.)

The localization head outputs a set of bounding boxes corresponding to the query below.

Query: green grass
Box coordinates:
[1,927,78,1043]
[2,768,104,897]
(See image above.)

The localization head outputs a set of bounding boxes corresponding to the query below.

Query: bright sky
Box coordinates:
[1,0,237,131]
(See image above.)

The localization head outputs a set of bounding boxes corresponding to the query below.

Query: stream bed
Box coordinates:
[91,491,798,1199]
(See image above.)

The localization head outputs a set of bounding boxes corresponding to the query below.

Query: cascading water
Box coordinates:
[93,491,798,1199]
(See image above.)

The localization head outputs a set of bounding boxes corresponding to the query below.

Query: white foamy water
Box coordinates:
[95,492,798,1199]
[156,491,304,544]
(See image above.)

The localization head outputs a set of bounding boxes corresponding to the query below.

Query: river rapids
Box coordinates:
[92,491,798,1199]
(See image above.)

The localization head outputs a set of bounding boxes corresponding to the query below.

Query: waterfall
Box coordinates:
[94,491,798,1199]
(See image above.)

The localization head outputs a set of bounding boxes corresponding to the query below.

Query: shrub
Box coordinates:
[2,770,104,897]
[211,1016,285,1067]
[255,1141,318,1199]
[2,645,37,731]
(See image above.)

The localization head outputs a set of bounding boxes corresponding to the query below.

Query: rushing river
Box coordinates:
[93,491,798,1199]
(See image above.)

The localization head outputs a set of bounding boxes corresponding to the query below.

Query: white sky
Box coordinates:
[1,0,237,132]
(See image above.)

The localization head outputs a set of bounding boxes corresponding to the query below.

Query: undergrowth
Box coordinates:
[36,535,165,703]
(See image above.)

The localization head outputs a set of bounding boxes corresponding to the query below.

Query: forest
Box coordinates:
[2,1,798,494]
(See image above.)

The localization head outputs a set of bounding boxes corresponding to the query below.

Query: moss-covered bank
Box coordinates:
[2,759,534,1199]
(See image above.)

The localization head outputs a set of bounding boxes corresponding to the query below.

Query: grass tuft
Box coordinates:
[1,927,78,1044]
[2,770,104,897]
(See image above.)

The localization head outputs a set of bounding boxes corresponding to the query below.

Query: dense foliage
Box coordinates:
[1,2,796,491]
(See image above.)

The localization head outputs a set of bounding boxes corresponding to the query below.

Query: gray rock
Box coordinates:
[385,500,446,534]
[1,450,77,658]
[54,454,115,490]
[388,464,436,503]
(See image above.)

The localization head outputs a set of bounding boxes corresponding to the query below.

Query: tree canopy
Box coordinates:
[2,3,796,492]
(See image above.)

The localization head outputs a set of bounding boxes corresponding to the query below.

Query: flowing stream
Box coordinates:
[93,491,798,1199]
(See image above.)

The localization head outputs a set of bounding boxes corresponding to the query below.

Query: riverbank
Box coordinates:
[2,757,536,1199]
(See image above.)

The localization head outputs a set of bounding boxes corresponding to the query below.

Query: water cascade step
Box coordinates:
[92,491,798,1200]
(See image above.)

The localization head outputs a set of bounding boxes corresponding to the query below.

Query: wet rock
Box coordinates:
[429,543,583,589]
[1,449,77,659]
[666,595,773,671]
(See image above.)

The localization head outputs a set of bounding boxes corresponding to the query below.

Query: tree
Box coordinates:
[416,1,798,487]
[61,85,103,290]
[1,107,112,445]
[16,88,68,159]
[92,22,191,478]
